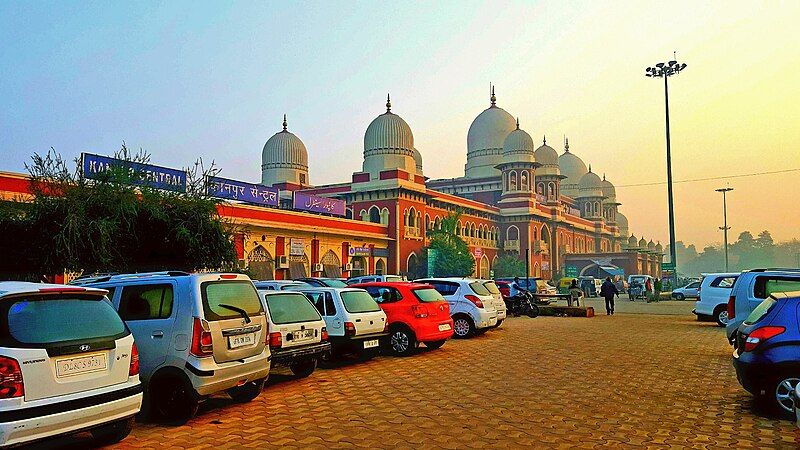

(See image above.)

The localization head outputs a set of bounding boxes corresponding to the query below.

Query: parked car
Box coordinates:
[693,272,739,327]
[495,280,512,299]
[294,277,348,288]
[256,290,330,377]
[627,275,654,300]
[725,269,800,343]
[352,282,453,356]
[414,278,498,338]
[732,291,800,418]
[672,281,701,300]
[253,280,309,290]
[0,282,142,447]
[295,287,387,358]
[480,280,507,327]
[75,272,270,423]
[346,275,405,285]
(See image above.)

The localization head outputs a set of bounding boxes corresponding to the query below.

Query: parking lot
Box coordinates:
[34,307,797,449]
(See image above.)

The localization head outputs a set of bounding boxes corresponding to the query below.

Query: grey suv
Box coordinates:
[725,269,800,343]
[73,272,270,423]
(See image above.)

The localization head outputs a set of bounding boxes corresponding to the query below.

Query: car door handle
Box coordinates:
[152,331,164,338]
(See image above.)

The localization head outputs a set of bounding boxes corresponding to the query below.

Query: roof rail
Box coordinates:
[747,268,800,273]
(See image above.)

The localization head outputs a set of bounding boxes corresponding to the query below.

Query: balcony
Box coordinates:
[404,226,422,240]
[532,240,549,255]
[503,240,520,252]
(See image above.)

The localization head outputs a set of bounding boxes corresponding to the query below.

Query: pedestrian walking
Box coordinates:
[568,279,583,307]
[600,277,619,315]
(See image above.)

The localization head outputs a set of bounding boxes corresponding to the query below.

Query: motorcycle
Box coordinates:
[504,290,540,318]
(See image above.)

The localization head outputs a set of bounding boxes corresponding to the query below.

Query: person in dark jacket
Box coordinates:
[600,277,620,315]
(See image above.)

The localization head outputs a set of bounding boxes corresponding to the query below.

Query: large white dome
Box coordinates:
[261,115,309,186]
[501,120,535,163]
[600,175,616,201]
[413,147,423,175]
[534,137,560,176]
[362,95,416,177]
[465,87,516,178]
[558,138,588,197]
[577,168,604,198]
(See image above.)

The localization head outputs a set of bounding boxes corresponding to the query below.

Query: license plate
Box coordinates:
[56,353,107,378]
[363,339,379,349]
[293,329,314,340]
[228,332,256,349]
[438,323,451,331]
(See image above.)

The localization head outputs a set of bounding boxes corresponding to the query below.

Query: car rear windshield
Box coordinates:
[384,275,403,282]
[710,276,737,288]
[483,281,501,295]
[469,281,491,296]
[412,288,446,303]
[201,280,264,321]
[4,295,126,345]
[754,277,800,299]
[265,293,322,324]
[340,290,382,313]
[744,297,777,325]
[321,279,348,288]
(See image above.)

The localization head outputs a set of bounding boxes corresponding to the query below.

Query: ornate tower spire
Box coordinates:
[386,93,391,113]
[543,135,547,145]
[588,164,592,173]
[490,84,496,106]
[516,117,520,129]
[564,136,569,152]
[282,114,287,131]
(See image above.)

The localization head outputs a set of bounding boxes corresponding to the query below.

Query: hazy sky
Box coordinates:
[2,1,799,248]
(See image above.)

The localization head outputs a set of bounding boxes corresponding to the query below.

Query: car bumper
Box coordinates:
[732,352,770,396]
[474,311,498,329]
[0,384,142,447]
[415,319,454,342]
[187,351,272,397]
[271,341,331,366]
[330,332,388,352]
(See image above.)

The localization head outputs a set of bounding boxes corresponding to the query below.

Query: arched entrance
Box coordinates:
[321,250,342,278]
[350,256,367,277]
[407,253,419,278]
[289,254,309,279]
[248,246,274,281]
[480,254,490,279]
[375,259,386,275]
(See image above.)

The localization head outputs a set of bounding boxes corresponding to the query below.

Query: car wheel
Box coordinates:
[768,374,800,419]
[424,339,446,350]
[227,377,266,402]
[290,359,317,378]
[389,328,417,356]
[493,319,504,328]
[152,376,199,424]
[714,305,729,327]
[674,293,685,300]
[452,316,475,339]
[90,416,134,446]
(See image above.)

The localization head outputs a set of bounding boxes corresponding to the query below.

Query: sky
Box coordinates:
[1,0,799,248]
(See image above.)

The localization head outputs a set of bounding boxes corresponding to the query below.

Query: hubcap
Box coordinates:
[391,331,409,353]
[718,310,729,324]
[454,319,470,336]
[775,377,800,413]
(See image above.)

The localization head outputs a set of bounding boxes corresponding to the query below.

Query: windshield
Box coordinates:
[469,281,491,296]
[265,293,322,324]
[412,288,446,303]
[321,279,348,288]
[201,281,264,321]
[5,295,127,345]
[744,298,777,325]
[384,275,403,282]
[483,281,501,295]
[340,290,382,313]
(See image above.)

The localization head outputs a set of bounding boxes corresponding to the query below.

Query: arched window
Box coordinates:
[509,171,518,191]
[547,182,555,200]
[408,207,416,227]
[434,216,441,230]
[537,183,544,195]
[369,206,381,223]
[507,225,519,241]
[380,208,390,225]
[456,221,462,236]
[520,171,529,191]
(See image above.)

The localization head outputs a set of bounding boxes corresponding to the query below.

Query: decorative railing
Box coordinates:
[504,240,520,252]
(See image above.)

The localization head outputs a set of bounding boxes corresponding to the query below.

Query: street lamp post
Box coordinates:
[716,187,734,271]
[646,59,687,275]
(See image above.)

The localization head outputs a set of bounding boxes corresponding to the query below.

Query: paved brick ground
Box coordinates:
[28,312,798,449]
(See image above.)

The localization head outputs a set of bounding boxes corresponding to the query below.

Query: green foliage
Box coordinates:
[423,211,475,277]
[0,145,237,279]
[492,255,526,277]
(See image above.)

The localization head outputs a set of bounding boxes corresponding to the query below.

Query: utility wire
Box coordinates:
[615,168,800,188]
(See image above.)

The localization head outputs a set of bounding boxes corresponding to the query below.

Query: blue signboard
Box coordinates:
[293,192,346,216]
[82,153,187,192]
[206,176,279,207]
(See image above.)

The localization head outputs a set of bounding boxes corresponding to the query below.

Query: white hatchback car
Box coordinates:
[0,282,142,448]
[694,272,739,327]
[294,287,388,357]
[415,278,498,338]
[480,280,508,326]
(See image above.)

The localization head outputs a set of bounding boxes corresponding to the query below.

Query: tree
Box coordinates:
[492,255,526,277]
[0,145,237,279]
[423,211,475,277]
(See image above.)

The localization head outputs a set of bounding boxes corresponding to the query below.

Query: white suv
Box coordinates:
[0,282,142,447]
[693,272,739,327]
[415,278,498,338]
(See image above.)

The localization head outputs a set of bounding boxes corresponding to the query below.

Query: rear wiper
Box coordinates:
[218,303,251,323]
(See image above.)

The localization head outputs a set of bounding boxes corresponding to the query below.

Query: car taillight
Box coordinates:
[344,322,356,337]
[743,326,785,352]
[727,295,735,321]
[412,304,429,318]
[190,317,213,357]
[129,343,140,376]
[465,295,484,308]
[321,327,329,341]
[268,332,283,349]
[0,356,23,399]
[383,320,389,332]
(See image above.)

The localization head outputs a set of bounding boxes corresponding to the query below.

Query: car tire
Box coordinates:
[713,305,729,327]
[388,328,417,356]
[227,377,266,402]
[90,416,134,446]
[674,293,685,300]
[290,359,317,378]
[424,339,446,350]
[152,375,199,424]
[765,373,800,419]
[493,319,504,328]
[452,315,476,339]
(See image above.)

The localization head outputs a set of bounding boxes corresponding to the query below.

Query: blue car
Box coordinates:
[732,291,800,418]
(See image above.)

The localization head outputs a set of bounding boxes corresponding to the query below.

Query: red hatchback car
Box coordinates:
[350,282,454,356]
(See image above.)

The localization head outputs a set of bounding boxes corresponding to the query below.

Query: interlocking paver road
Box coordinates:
[32,311,799,449]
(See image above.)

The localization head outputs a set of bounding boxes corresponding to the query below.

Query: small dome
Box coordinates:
[465,86,517,178]
[577,167,604,198]
[261,115,309,186]
[534,138,559,167]
[655,242,663,252]
[558,138,588,197]
[600,175,616,200]
[639,237,647,248]
[413,148,423,175]
[616,211,629,237]
[502,120,535,163]
[647,240,656,250]
[362,95,417,177]
[628,235,638,246]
